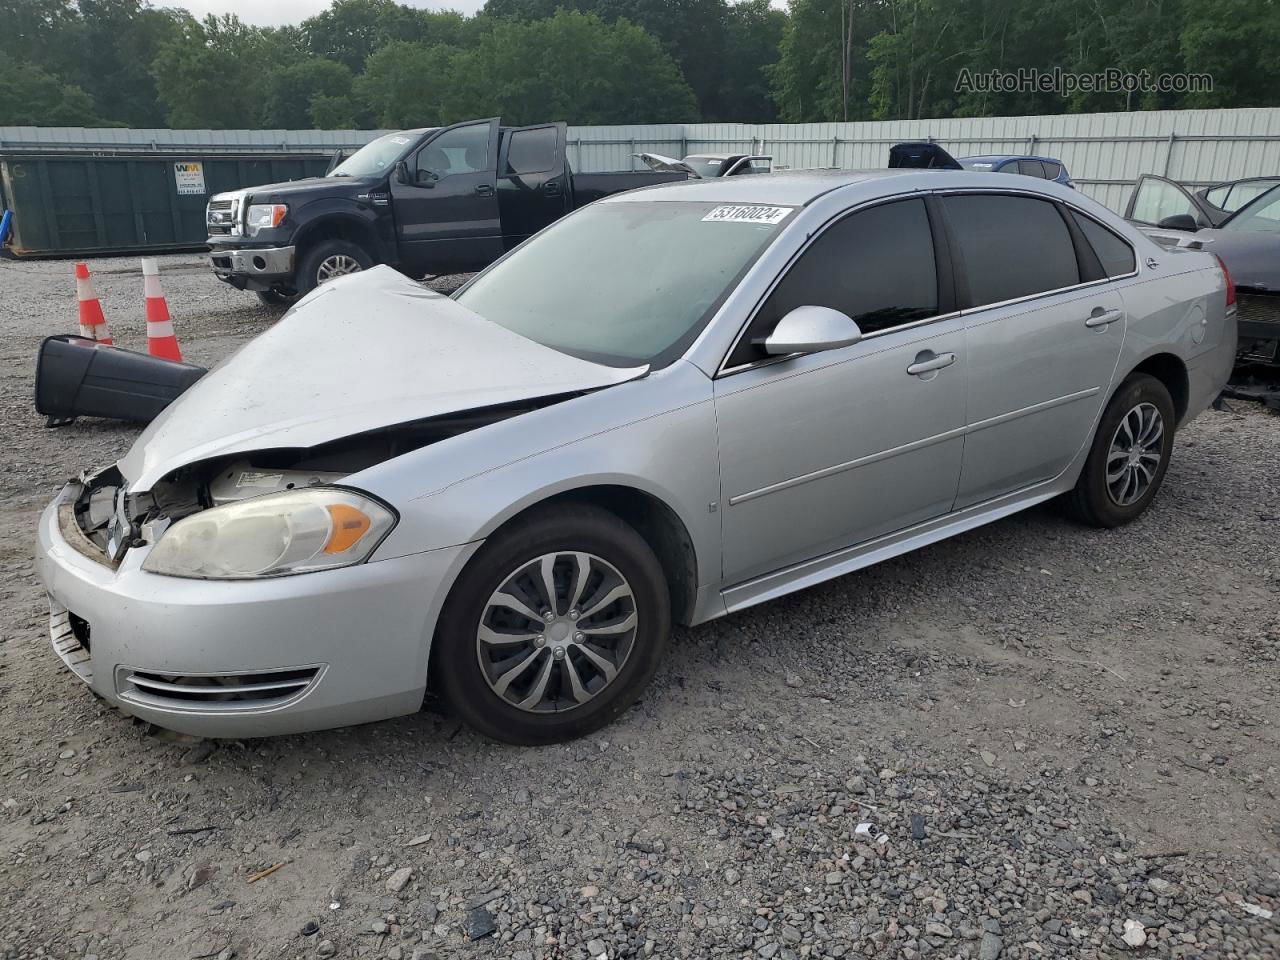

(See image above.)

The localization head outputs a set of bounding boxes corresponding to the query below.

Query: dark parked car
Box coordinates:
[1126,173,1280,366]
[637,152,773,178]
[206,118,684,305]
[1197,177,1280,222]
[958,154,1074,187]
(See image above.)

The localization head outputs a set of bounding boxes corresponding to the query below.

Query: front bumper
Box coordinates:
[34,483,476,738]
[208,245,295,290]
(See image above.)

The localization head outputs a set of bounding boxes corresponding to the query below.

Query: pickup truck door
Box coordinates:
[496,122,570,250]
[391,117,502,273]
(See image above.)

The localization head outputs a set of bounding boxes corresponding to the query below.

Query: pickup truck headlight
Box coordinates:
[245,203,288,235]
[142,488,396,579]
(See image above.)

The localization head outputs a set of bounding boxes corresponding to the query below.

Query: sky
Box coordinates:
[165,0,489,24]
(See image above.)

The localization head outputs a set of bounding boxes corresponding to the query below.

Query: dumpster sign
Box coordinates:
[174,161,206,195]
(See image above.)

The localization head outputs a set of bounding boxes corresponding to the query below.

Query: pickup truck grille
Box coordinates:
[206,197,239,236]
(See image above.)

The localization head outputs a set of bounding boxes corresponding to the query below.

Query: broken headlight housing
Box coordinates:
[142,488,395,579]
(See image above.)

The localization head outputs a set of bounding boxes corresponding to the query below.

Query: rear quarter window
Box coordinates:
[1070,211,1136,278]
[943,194,1080,305]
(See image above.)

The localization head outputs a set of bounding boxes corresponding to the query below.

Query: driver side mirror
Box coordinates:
[761,305,863,356]
[1158,213,1198,232]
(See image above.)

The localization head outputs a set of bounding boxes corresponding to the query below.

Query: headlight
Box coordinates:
[245,203,288,235]
[143,488,395,580]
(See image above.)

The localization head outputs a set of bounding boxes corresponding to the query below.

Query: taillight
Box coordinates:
[1214,254,1236,308]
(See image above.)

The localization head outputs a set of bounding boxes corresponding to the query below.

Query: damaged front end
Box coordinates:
[72,396,571,571]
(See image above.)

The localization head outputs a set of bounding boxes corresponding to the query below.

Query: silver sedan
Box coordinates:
[35,170,1236,744]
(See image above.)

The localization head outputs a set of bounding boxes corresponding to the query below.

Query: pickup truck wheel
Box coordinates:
[295,239,373,295]
[255,289,298,308]
[434,504,671,746]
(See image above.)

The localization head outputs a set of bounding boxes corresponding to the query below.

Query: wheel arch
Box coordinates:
[294,213,384,264]
[1126,351,1190,424]
[474,484,701,628]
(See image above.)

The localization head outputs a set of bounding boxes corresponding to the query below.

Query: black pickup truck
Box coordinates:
[206,118,684,304]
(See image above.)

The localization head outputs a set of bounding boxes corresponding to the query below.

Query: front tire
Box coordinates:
[294,239,373,296]
[434,504,671,745]
[255,288,298,309]
[1064,373,1176,527]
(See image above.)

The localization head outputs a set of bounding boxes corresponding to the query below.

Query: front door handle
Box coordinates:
[1085,307,1123,328]
[906,351,956,376]
[475,183,495,197]
[544,179,562,197]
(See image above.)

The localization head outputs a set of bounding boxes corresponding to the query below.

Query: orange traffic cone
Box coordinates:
[141,257,182,361]
[74,262,112,345]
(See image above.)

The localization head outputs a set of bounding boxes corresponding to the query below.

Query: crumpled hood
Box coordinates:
[119,266,646,490]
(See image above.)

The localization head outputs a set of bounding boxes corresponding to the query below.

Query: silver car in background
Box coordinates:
[35,170,1236,745]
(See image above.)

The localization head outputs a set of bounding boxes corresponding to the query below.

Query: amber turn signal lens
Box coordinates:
[324,503,373,554]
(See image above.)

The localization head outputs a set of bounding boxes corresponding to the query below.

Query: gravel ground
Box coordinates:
[1,254,1278,960]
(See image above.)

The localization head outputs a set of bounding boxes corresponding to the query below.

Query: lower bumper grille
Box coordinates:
[117,666,321,711]
[49,599,92,685]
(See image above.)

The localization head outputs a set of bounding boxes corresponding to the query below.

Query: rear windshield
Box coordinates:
[455,200,792,367]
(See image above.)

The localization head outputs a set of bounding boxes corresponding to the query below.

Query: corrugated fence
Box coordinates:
[5,106,1280,218]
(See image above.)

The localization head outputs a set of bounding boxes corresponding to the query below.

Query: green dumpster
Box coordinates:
[0,152,331,258]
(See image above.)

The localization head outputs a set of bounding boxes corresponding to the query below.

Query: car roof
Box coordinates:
[605,169,942,206]
[959,154,1063,164]
[685,153,741,161]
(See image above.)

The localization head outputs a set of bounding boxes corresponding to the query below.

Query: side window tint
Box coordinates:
[1018,159,1047,178]
[505,127,558,175]
[1070,211,1136,278]
[943,195,1079,305]
[998,161,1020,174]
[728,198,938,367]
[1130,179,1197,224]
[1203,184,1231,208]
[417,123,490,183]
[1042,161,1063,180]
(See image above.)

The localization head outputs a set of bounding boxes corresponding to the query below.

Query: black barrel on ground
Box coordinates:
[34,335,206,426]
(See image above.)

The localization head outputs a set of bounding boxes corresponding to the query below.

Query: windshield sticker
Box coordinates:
[389,136,411,144]
[702,204,793,225]
[969,162,994,168]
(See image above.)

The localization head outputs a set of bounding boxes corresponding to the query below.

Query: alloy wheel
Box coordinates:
[1106,401,1164,506]
[476,552,639,714]
[316,254,363,284]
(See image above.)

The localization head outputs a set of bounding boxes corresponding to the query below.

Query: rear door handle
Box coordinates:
[544,180,562,196]
[1085,308,1123,328]
[906,352,956,376]
[475,183,495,197]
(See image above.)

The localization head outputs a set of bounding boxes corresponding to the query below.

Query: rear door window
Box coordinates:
[1042,161,1063,180]
[1018,159,1048,178]
[942,194,1080,306]
[1070,211,1136,278]
[505,127,558,175]
[727,198,939,367]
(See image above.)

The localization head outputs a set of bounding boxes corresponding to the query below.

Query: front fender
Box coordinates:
[292,199,395,264]
[353,362,722,598]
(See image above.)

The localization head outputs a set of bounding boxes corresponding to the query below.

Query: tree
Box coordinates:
[0,60,100,125]
[1179,0,1280,108]
[262,58,355,127]
[303,0,468,71]
[720,0,787,121]
[150,14,268,128]
[356,40,466,127]
[455,10,699,125]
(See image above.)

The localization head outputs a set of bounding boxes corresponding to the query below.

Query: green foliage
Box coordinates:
[2,0,1279,130]
[0,60,101,125]
[262,59,356,128]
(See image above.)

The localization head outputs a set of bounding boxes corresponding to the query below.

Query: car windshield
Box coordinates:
[329,131,425,177]
[1223,185,1280,233]
[685,157,728,177]
[455,200,792,367]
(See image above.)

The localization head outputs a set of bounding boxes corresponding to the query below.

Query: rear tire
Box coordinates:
[294,239,373,296]
[434,504,671,745]
[1064,373,1176,527]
